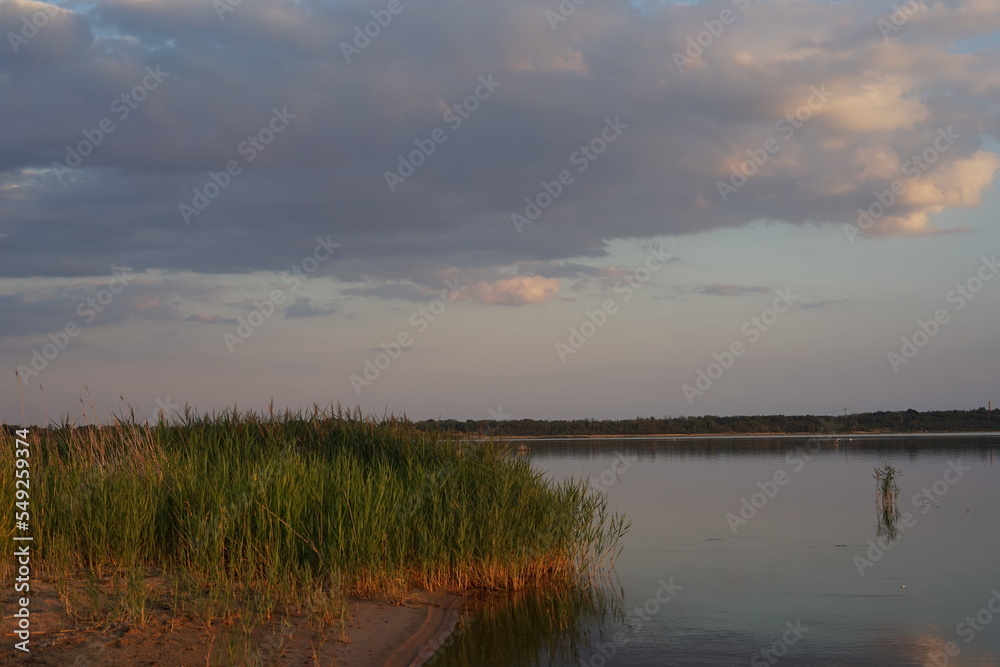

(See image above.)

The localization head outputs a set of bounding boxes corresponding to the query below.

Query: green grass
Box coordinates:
[873,461,902,508]
[1,405,627,636]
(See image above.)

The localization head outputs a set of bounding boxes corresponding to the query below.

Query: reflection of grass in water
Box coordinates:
[876,502,902,540]
[873,462,902,540]
[432,577,623,667]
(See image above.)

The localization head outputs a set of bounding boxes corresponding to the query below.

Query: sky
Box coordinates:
[1,0,999,425]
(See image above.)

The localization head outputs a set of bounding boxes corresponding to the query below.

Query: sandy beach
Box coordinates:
[2,583,466,666]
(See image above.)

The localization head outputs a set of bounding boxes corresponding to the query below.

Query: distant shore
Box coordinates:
[493,430,1000,440]
[414,408,1000,439]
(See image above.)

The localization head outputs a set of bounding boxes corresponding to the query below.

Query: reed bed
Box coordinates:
[1,406,627,630]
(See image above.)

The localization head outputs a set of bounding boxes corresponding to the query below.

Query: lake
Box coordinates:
[432,434,1000,667]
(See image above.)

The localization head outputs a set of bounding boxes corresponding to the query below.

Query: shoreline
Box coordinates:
[383,591,466,666]
[2,583,468,666]
[486,430,1000,440]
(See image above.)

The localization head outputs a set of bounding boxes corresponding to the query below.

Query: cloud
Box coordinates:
[862,150,1000,236]
[284,297,337,318]
[799,298,849,309]
[818,78,928,134]
[466,276,561,305]
[183,312,236,324]
[0,0,998,296]
[690,283,771,297]
[0,270,240,337]
[515,262,606,279]
[340,283,429,302]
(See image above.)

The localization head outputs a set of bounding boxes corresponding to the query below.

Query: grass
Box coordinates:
[873,461,902,508]
[1,404,628,650]
[873,461,902,539]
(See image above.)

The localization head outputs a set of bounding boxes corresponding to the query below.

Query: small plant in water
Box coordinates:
[873,462,902,507]
[873,462,903,540]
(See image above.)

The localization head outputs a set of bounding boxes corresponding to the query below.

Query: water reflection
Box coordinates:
[435,436,1000,666]
[517,434,1000,464]
[876,500,902,541]
[432,578,623,667]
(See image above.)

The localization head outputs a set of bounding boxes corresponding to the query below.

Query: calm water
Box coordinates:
[434,435,1000,667]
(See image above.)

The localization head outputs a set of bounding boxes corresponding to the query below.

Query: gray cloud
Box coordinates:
[340,282,428,302]
[799,298,850,309]
[284,297,338,318]
[1,0,998,295]
[0,271,237,338]
[689,283,772,297]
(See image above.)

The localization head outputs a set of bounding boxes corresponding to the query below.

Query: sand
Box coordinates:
[1,582,466,666]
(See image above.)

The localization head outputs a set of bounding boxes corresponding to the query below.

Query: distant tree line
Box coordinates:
[5,407,998,438]
[411,408,1000,437]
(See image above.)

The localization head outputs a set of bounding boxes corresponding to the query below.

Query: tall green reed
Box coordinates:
[1,405,627,628]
